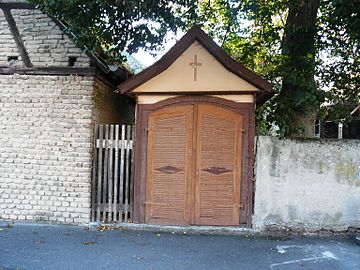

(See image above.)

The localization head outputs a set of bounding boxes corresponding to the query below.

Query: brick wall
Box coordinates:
[0,74,95,225]
[0,3,135,225]
[93,73,135,124]
[11,9,90,68]
[0,9,24,67]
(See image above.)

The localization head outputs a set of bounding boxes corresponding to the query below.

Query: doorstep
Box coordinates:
[89,222,259,236]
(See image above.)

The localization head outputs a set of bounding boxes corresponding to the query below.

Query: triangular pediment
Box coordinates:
[118,26,273,98]
[133,40,258,93]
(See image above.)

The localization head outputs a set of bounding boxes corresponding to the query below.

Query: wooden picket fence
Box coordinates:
[91,124,135,223]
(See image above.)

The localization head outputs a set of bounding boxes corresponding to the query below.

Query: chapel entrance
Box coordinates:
[145,104,243,226]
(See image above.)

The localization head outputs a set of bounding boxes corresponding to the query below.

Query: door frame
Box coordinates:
[133,95,255,227]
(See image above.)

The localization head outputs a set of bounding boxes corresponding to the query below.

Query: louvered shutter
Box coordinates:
[194,104,242,226]
[145,106,193,225]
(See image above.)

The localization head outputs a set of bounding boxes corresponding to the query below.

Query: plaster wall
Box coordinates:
[133,41,259,93]
[253,136,360,231]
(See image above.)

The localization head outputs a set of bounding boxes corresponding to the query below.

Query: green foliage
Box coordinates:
[29,0,197,64]
[186,0,359,137]
[32,0,359,136]
[318,0,360,124]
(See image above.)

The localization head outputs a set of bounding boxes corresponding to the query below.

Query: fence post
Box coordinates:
[92,124,134,224]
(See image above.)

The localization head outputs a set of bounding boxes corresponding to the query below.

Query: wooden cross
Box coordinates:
[189,54,202,81]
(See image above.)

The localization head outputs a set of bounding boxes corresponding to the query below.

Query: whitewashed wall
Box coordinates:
[253,136,360,231]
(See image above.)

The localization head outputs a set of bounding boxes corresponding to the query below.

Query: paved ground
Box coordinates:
[0,224,359,270]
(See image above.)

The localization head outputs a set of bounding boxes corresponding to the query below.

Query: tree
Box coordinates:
[33,0,359,137]
[190,0,359,137]
[30,0,196,63]
[278,0,321,137]
[318,0,360,124]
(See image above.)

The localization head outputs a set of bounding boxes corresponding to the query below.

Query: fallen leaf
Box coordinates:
[82,241,96,245]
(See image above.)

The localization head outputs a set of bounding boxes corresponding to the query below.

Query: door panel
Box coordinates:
[194,104,242,226]
[146,105,193,225]
[146,103,243,226]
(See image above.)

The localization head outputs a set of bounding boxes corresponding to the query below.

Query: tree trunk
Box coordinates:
[281,0,320,138]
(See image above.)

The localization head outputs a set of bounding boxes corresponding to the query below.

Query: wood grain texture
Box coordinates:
[134,96,255,227]
[194,104,242,226]
[145,106,193,225]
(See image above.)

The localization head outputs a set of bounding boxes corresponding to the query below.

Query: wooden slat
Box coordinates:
[129,125,135,221]
[102,125,109,222]
[119,125,126,221]
[96,125,103,223]
[91,125,98,222]
[96,139,133,149]
[91,123,135,224]
[107,125,114,222]
[113,125,119,222]
[124,125,131,222]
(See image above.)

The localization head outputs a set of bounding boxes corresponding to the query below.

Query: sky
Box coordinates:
[131,30,184,67]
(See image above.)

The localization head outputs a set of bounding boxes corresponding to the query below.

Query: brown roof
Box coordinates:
[117,26,273,100]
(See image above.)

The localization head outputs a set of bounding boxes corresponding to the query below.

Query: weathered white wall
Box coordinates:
[254,136,360,231]
[0,74,94,224]
[11,9,90,67]
[0,3,134,225]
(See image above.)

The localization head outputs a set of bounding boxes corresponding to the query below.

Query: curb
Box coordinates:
[90,223,259,237]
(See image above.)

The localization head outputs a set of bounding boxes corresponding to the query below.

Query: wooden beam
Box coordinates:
[0,67,96,76]
[0,3,36,10]
[2,8,33,68]
[131,91,259,96]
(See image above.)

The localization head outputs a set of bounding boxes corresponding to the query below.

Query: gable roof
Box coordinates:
[0,2,130,84]
[118,26,273,101]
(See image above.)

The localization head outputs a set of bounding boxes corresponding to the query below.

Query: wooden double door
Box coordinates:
[145,104,243,226]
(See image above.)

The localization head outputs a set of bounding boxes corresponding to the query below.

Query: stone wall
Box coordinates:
[0,74,94,224]
[253,136,360,232]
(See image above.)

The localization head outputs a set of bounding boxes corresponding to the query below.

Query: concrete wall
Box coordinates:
[254,136,360,231]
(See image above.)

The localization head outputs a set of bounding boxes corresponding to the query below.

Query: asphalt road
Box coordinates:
[0,224,359,270]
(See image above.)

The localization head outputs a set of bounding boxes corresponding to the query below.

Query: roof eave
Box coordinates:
[118,26,273,95]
